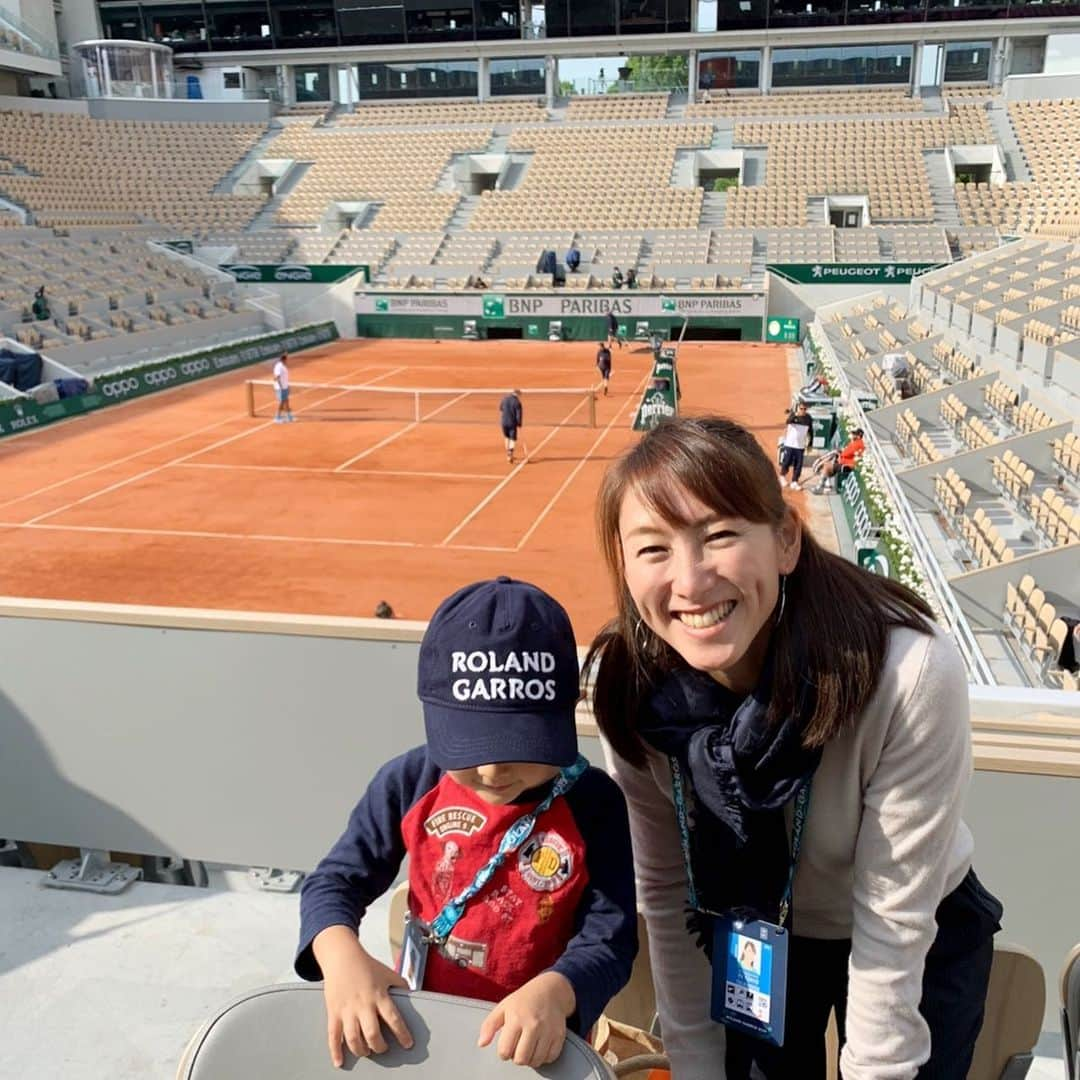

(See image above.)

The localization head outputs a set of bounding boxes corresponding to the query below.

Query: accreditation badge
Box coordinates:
[397,913,430,991]
[710,915,789,1046]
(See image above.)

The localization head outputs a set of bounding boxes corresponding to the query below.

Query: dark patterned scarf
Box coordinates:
[638,653,821,945]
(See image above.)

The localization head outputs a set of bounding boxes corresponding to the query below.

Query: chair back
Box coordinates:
[177,985,615,1080]
[1062,943,1080,1080]
[967,944,1044,1080]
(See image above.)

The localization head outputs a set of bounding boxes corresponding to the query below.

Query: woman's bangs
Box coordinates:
[628,439,774,528]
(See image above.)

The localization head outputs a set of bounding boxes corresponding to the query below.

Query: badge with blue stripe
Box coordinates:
[711,915,789,1046]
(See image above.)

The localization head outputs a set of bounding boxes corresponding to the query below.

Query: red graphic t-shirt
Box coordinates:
[400,775,589,1003]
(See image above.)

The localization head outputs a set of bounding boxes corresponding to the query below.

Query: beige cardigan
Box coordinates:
[604,623,974,1080]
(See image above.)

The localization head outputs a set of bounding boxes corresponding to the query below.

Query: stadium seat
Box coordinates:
[1062,944,1080,1080]
[176,985,614,1080]
[967,944,1044,1080]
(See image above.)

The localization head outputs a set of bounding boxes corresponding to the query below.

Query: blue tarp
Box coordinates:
[0,347,43,392]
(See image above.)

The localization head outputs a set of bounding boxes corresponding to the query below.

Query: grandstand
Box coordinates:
[815,234,1078,694]
[2,4,1080,1078]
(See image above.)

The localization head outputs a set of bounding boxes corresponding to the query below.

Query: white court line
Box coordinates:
[514,371,651,551]
[177,462,505,481]
[437,393,592,547]
[23,366,406,526]
[0,521,419,549]
[332,390,471,472]
[0,362,386,514]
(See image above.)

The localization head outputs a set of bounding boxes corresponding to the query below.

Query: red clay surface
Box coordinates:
[0,338,794,642]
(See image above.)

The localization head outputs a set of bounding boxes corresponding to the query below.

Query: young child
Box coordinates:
[295,576,637,1070]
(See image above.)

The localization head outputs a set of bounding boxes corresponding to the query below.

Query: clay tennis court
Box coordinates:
[0,338,794,640]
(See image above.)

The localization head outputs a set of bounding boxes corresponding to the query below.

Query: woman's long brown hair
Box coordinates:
[585,415,935,767]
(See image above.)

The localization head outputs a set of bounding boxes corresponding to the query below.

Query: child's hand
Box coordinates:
[313,928,414,1068]
[477,971,576,1067]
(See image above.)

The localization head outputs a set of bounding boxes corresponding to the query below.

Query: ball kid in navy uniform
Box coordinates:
[296,577,638,1069]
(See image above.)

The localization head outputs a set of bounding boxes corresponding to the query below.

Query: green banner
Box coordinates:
[838,468,893,578]
[221,263,370,285]
[482,294,505,319]
[765,316,801,343]
[633,350,680,432]
[766,263,945,285]
[0,322,338,439]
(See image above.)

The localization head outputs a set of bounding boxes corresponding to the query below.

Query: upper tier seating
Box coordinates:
[267,124,490,230]
[0,111,266,234]
[337,101,546,127]
[728,108,994,226]
[466,124,710,231]
[956,99,1080,232]
[564,94,669,121]
[689,88,924,118]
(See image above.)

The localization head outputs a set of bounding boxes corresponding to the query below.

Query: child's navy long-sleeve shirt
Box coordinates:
[296,746,637,1036]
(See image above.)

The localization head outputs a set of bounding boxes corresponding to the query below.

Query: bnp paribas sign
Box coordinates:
[767,263,945,285]
[220,263,369,284]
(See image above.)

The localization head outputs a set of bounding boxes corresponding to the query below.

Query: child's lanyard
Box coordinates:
[426,754,589,945]
[669,755,811,928]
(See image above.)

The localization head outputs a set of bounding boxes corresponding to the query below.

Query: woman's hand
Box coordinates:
[312,926,414,1068]
[477,970,576,1067]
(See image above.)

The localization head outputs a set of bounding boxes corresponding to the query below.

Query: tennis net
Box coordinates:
[246,380,598,428]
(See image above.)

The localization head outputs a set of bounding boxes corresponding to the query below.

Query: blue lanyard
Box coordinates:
[427,754,589,944]
[669,755,811,929]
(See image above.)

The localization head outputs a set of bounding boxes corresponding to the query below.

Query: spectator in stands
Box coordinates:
[586,415,1002,1080]
[500,388,523,464]
[596,341,613,396]
[778,401,813,490]
[606,310,623,351]
[565,246,581,273]
[297,577,637,1069]
[612,267,625,290]
[625,267,638,290]
[273,353,294,423]
[31,286,50,322]
[811,427,865,494]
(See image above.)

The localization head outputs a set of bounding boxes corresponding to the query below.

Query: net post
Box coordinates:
[589,390,597,428]
[245,380,255,417]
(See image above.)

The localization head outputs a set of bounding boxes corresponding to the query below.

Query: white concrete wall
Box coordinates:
[1004,70,1080,100]
[54,0,100,51]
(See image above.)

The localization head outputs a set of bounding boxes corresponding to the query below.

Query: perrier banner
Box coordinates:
[633,347,680,431]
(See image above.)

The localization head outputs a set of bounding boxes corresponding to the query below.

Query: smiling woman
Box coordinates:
[585,415,1004,1080]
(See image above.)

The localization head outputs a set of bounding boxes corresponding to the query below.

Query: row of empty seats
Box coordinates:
[1053,432,1080,479]
[1005,574,1079,689]
[1029,487,1080,548]
[564,94,669,121]
[728,108,994,226]
[336,101,545,127]
[956,99,1080,232]
[934,468,973,518]
[896,409,941,464]
[0,111,266,233]
[690,89,924,118]
[957,506,1016,567]
[991,450,1037,506]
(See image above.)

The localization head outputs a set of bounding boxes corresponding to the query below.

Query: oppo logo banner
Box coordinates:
[144,368,178,387]
[180,359,211,377]
[101,377,140,398]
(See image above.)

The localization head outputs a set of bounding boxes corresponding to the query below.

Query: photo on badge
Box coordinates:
[711,915,789,1046]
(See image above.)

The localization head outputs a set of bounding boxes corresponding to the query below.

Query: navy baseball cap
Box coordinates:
[418,577,580,770]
